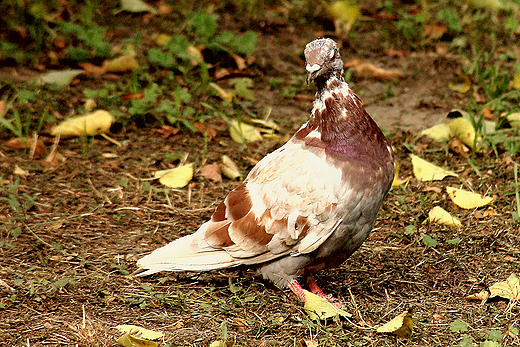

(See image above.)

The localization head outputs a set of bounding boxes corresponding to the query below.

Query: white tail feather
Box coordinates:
[136,234,239,276]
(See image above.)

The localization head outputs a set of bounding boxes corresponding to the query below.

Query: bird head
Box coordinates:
[304,38,343,85]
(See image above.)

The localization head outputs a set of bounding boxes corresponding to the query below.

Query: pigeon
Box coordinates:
[136,38,395,303]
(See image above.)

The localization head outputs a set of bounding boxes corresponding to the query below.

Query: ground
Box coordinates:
[0,1,519,346]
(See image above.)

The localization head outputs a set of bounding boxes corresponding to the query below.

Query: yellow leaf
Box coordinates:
[448,117,479,149]
[446,187,494,209]
[119,0,158,14]
[489,273,520,301]
[465,0,505,10]
[220,155,242,180]
[420,123,451,142]
[448,73,471,93]
[507,112,520,128]
[115,325,164,340]
[153,34,171,46]
[103,55,139,72]
[117,333,157,347]
[187,45,204,65]
[50,110,114,136]
[14,165,29,177]
[377,310,413,338]
[513,73,520,90]
[322,0,361,32]
[302,289,351,320]
[157,164,194,188]
[209,82,233,102]
[229,120,262,144]
[428,206,462,227]
[392,161,408,187]
[410,154,458,181]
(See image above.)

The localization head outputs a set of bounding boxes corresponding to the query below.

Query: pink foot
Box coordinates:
[289,278,343,307]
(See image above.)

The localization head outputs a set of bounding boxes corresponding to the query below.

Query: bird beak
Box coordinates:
[306,63,320,85]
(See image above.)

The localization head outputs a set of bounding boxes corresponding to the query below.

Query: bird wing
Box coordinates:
[197,134,347,264]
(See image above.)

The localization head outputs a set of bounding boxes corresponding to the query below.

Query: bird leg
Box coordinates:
[289,277,343,307]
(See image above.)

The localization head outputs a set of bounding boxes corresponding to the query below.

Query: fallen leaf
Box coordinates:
[187,45,204,65]
[193,122,217,140]
[465,0,505,10]
[302,289,351,320]
[117,333,157,347]
[299,339,319,347]
[156,163,194,188]
[79,62,107,75]
[392,161,408,187]
[50,110,114,137]
[153,125,180,139]
[103,55,139,72]
[448,117,478,149]
[118,0,158,14]
[450,319,469,333]
[446,187,494,209]
[13,165,29,177]
[229,120,262,143]
[410,154,458,181]
[115,325,163,340]
[489,273,520,302]
[346,59,405,80]
[220,155,242,180]
[201,163,222,182]
[210,82,233,102]
[0,100,6,115]
[321,0,361,33]
[152,33,171,46]
[420,123,451,142]
[449,72,471,93]
[428,206,462,227]
[5,137,46,155]
[449,138,470,158]
[513,72,520,90]
[231,53,247,70]
[36,69,83,88]
[507,112,520,128]
[465,289,490,301]
[376,310,413,338]
[482,107,495,120]
[424,24,447,40]
[84,99,97,112]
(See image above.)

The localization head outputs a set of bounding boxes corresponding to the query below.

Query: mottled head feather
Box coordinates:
[304,38,343,85]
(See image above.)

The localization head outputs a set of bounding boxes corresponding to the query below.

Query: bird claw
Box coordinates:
[289,278,343,308]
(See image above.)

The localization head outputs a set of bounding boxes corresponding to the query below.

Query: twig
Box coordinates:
[100,133,122,147]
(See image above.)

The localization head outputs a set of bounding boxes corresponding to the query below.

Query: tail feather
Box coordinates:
[136,234,239,276]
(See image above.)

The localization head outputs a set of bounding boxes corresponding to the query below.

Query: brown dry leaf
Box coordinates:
[299,339,319,347]
[201,163,222,182]
[482,107,495,120]
[157,2,172,14]
[79,62,107,75]
[5,137,46,155]
[231,53,247,70]
[215,68,232,80]
[121,92,144,101]
[424,24,447,40]
[153,125,180,139]
[449,138,470,158]
[465,290,490,301]
[193,122,217,140]
[0,100,6,115]
[346,59,405,80]
[424,186,442,194]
